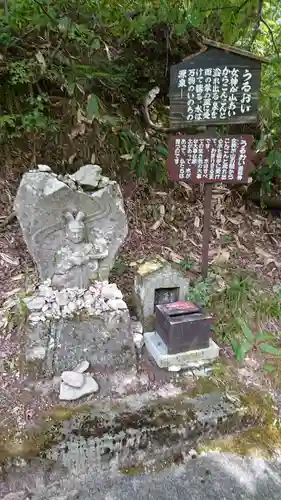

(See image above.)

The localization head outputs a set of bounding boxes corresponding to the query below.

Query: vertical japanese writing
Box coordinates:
[215,139,223,179]
[197,139,204,179]
[177,69,187,99]
[241,69,252,114]
[237,139,247,180]
[222,137,230,180]
[170,136,250,183]
[187,69,195,121]
[220,67,230,120]
[177,63,255,124]
[229,138,237,180]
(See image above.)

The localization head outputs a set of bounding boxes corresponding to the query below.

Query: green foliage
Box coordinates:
[0,0,281,181]
[186,275,215,307]
[231,319,281,370]
[254,150,281,193]
[209,274,281,341]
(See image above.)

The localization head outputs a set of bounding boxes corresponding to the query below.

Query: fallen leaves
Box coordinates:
[212,249,230,265]
[0,252,19,266]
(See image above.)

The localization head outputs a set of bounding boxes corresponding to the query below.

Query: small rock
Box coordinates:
[28,312,43,323]
[37,164,52,172]
[102,283,123,300]
[133,333,144,349]
[42,304,49,313]
[168,365,181,372]
[61,371,84,388]
[132,320,143,334]
[24,296,46,311]
[98,175,110,188]
[55,290,69,307]
[189,449,197,459]
[38,284,54,299]
[73,360,90,373]
[75,298,84,309]
[26,346,46,361]
[68,301,77,313]
[59,373,98,401]
[107,298,127,310]
[70,164,102,188]
[2,491,28,500]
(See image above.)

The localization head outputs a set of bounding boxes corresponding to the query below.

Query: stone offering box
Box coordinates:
[155,301,212,354]
[134,258,189,330]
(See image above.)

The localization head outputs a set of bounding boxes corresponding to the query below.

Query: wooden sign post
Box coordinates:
[167,38,267,277]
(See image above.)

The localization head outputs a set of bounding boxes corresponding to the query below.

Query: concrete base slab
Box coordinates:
[144,331,220,370]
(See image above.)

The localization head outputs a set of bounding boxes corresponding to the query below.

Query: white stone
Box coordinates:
[24,296,46,311]
[132,320,143,334]
[42,304,49,313]
[52,302,60,314]
[101,283,123,300]
[26,345,46,360]
[38,284,54,298]
[68,301,77,313]
[2,491,29,500]
[133,333,144,349]
[70,164,102,187]
[61,370,84,388]
[37,164,52,172]
[168,365,181,372]
[98,175,110,188]
[75,298,84,309]
[143,331,220,370]
[55,290,69,307]
[59,373,99,401]
[107,298,127,310]
[74,360,90,373]
[28,312,43,323]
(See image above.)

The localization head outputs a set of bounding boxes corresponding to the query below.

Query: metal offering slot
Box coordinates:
[166,309,198,317]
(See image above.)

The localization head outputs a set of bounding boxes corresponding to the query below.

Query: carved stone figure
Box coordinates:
[14,164,128,285]
[51,211,109,289]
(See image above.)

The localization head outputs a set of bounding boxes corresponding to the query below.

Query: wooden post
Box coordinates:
[201,183,212,278]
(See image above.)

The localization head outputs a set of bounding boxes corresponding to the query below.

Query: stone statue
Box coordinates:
[51,211,109,290]
[14,164,128,285]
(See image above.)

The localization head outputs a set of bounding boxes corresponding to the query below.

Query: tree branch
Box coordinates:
[32,0,57,24]
[248,0,263,48]
[261,16,279,56]
[143,87,204,134]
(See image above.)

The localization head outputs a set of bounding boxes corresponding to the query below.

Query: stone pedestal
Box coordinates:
[24,282,135,376]
[144,331,220,371]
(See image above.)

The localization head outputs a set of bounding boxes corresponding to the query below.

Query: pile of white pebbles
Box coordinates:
[23,280,128,323]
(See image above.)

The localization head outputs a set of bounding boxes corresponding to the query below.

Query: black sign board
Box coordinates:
[169,45,263,128]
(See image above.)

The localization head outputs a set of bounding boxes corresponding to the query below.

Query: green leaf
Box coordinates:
[259,343,281,355]
[237,319,254,341]
[86,94,99,120]
[137,152,146,178]
[131,151,138,172]
[256,332,275,343]
[91,38,101,50]
[263,364,276,373]
[232,340,253,362]
[157,146,168,157]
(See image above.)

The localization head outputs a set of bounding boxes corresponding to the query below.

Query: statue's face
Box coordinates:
[67,221,85,243]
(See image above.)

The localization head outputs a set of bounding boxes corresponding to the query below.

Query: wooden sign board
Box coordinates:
[169,47,262,128]
[167,135,254,184]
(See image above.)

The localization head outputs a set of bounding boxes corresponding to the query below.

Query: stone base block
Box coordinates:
[25,310,135,375]
[144,331,219,370]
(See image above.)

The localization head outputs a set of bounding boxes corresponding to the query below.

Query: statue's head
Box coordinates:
[65,211,85,243]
